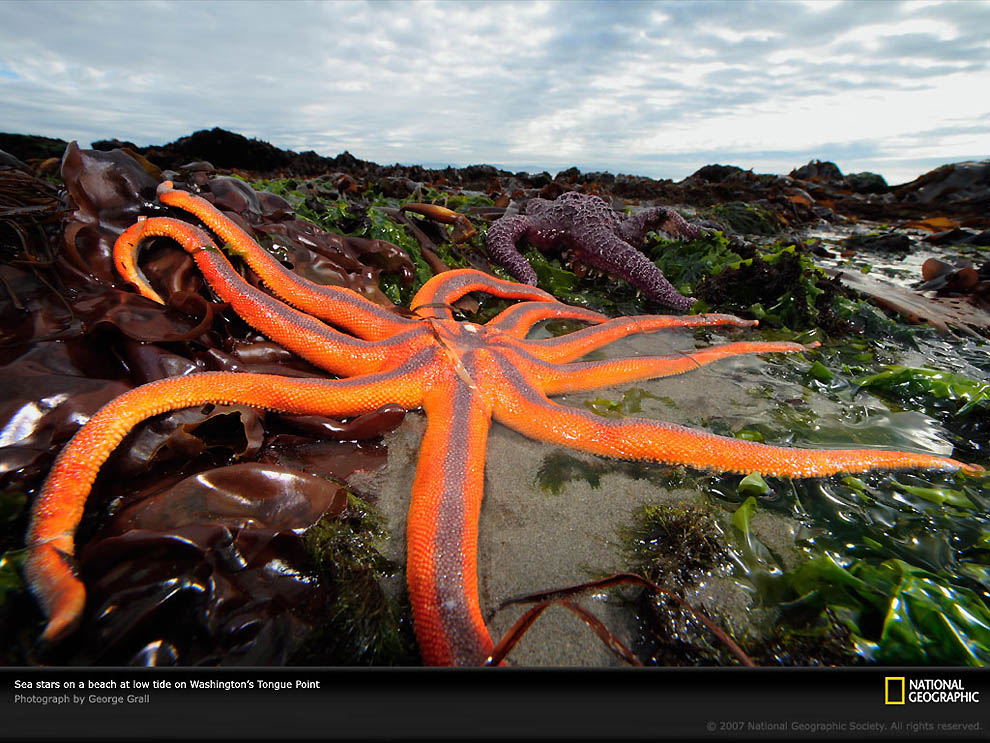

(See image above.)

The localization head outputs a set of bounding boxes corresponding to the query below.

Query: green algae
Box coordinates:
[0,548,25,608]
[625,501,730,585]
[783,555,990,665]
[535,451,691,497]
[583,387,674,418]
[737,473,771,498]
[0,548,36,665]
[621,500,741,665]
[718,481,990,666]
[293,493,417,665]
[646,231,841,331]
[856,366,990,418]
[0,489,26,524]
[706,201,785,237]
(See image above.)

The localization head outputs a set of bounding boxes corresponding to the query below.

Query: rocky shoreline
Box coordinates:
[2,127,989,228]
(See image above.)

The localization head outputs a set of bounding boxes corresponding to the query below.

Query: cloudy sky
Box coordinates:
[2,0,988,184]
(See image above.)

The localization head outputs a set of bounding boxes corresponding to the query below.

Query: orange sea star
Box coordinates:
[24,182,980,665]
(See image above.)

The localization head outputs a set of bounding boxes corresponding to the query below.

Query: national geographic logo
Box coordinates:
[885,676,981,705]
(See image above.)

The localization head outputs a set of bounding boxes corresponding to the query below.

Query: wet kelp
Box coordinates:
[0,149,412,665]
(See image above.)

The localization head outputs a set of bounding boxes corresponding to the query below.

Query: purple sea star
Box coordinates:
[485,191,705,310]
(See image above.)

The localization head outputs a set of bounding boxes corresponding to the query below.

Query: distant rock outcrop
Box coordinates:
[894,160,990,203]
[843,171,888,194]
[1,127,987,229]
[789,159,844,182]
[0,132,69,161]
[684,164,754,183]
[790,159,888,194]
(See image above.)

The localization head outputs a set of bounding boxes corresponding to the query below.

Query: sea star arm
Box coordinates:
[410,268,556,320]
[483,215,540,286]
[490,354,979,477]
[519,313,757,364]
[505,341,814,395]
[618,206,705,245]
[143,182,417,340]
[577,229,696,311]
[407,379,494,666]
[487,302,608,338]
[25,360,434,643]
[115,218,429,376]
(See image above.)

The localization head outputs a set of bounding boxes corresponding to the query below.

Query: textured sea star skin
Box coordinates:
[486,191,705,311]
[24,182,979,666]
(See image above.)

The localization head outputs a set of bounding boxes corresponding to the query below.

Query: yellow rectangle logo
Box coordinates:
[885,677,905,705]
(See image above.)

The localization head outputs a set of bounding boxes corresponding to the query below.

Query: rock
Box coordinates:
[578,171,616,187]
[923,227,982,245]
[0,148,31,172]
[330,150,363,171]
[165,127,295,171]
[683,164,751,183]
[92,138,140,152]
[790,159,843,182]
[843,171,888,194]
[554,166,582,182]
[612,173,662,198]
[784,187,816,206]
[0,132,69,161]
[842,232,914,252]
[895,160,990,203]
[966,230,990,246]
[518,171,552,188]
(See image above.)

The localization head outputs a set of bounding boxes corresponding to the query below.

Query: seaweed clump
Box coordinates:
[646,229,848,333]
[293,494,418,665]
[624,501,738,665]
[694,245,846,333]
[855,366,990,456]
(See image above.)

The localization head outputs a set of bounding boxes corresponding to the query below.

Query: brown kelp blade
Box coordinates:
[400,202,477,242]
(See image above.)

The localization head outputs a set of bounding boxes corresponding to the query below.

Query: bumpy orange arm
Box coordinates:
[502,341,814,395]
[487,301,607,338]
[488,353,980,477]
[25,356,435,643]
[406,373,495,666]
[518,313,758,363]
[411,268,557,320]
[153,182,416,340]
[115,217,431,376]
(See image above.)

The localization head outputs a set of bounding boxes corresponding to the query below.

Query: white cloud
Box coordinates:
[831,18,960,47]
[0,0,987,184]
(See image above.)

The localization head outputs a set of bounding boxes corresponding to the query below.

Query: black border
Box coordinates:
[2,666,988,740]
